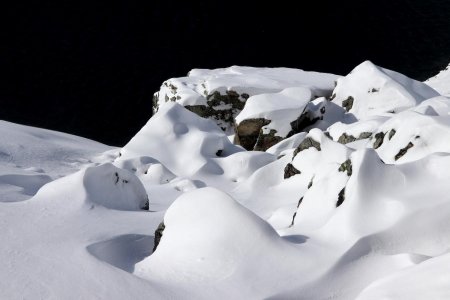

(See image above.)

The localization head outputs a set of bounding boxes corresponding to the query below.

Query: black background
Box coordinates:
[1,1,449,146]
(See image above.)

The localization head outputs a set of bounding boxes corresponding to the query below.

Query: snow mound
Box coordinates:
[332,60,439,119]
[34,163,148,211]
[120,102,241,177]
[136,187,309,298]
[83,163,148,211]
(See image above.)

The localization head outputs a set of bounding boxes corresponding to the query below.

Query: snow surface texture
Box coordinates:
[426,63,450,96]
[2,61,450,299]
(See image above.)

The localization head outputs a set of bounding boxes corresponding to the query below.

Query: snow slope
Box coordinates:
[426,63,450,96]
[1,61,450,299]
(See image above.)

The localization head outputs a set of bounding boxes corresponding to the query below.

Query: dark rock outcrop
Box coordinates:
[373,132,385,149]
[289,197,304,227]
[388,129,396,140]
[394,142,414,161]
[337,187,345,207]
[152,222,166,252]
[339,159,352,176]
[142,197,149,210]
[293,137,321,157]
[337,133,357,144]
[287,110,320,138]
[284,163,301,179]
[337,131,373,144]
[253,129,283,151]
[342,96,354,112]
[234,118,271,150]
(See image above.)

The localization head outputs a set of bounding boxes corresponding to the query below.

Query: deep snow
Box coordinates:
[1,61,450,299]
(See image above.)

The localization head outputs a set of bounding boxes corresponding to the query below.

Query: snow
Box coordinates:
[235,87,313,137]
[154,66,339,134]
[2,61,450,299]
[426,63,450,96]
[156,66,339,109]
[332,60,439,119]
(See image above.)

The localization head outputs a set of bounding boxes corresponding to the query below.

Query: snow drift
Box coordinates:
[1,61,450,299]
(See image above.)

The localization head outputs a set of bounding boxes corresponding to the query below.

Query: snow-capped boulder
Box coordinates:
[234,94,351,151]
[332,61,440,119]
[83,163,149,211]
[32,163,148,211]
[154,66,339,134]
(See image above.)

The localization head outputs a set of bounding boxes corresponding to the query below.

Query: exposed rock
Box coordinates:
[373,132,385,149]
[290,212,297,227]
[153,221,165,252]
[308,178,313,189]
[339,159,352,176]
[289,197,304,227]
[329,93,336,100]
[152,93,159,113]
[388,129,396,140]
[337,133,357,144]
[234,118,271,150]
[142,197,149,210]
[287,110,320,138]
[175,90,250,133]
[337,131,372,144]
[253,129,283,151]
[395,142,414,161]
[206,90,246,111]
[359,132,373,139]
[337,187,345,207]
[284,163,301,179]
[342,96,354,112]
[185,105,234,131]
[293,137,321,157]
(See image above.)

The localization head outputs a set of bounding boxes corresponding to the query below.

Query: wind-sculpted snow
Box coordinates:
[332,60,439,119]
[426,63,450,96]
[120,102,242,177]
[2,61,450,299]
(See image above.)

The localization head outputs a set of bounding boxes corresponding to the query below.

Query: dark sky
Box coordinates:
[1,1,449,146]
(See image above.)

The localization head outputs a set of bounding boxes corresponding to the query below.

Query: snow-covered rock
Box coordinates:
[154,66,339,134]
[332,60,440,119]
[3,61,450,299]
